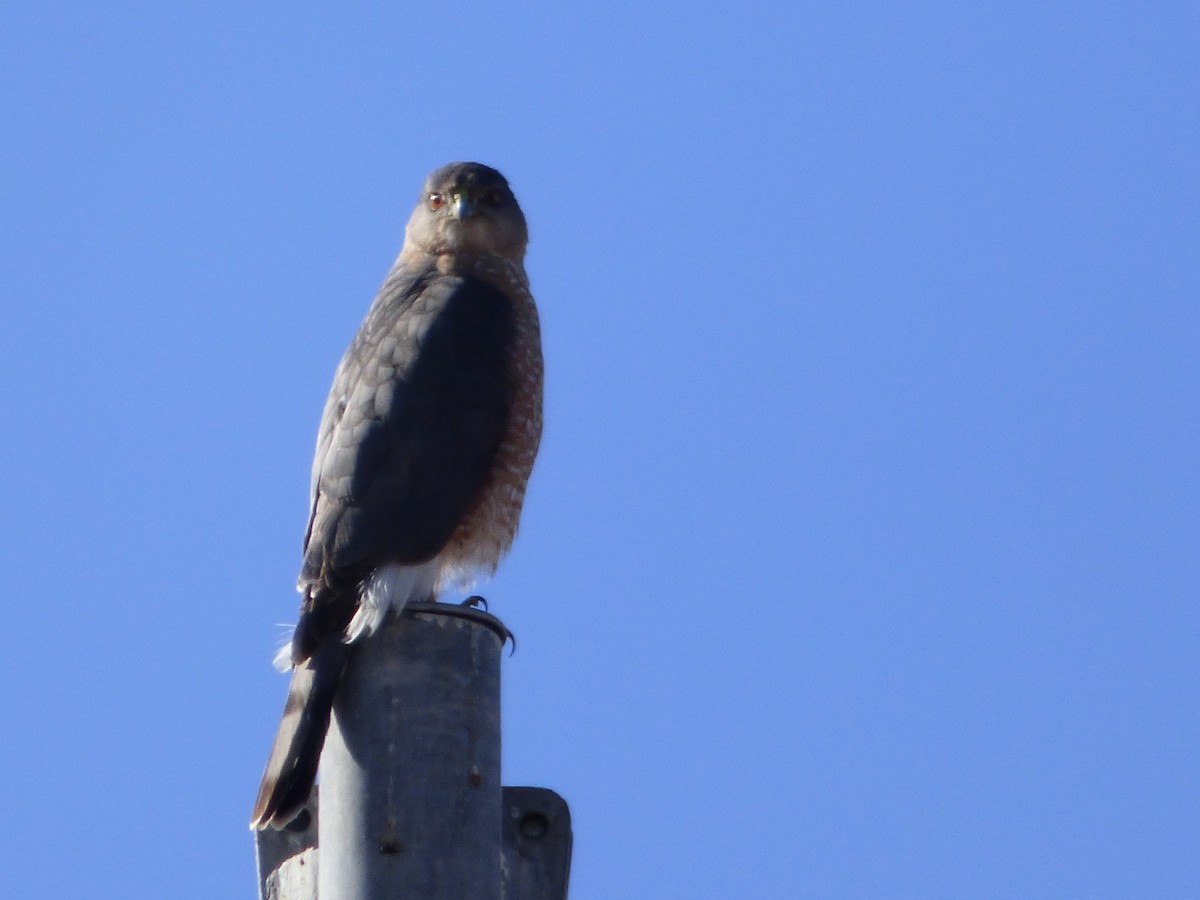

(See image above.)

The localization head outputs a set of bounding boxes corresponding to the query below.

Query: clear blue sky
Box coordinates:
[2,3,1196,897]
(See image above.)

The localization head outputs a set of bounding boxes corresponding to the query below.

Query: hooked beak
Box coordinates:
[450,192,472,220]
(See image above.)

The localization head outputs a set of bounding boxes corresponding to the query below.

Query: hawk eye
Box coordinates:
[427,192,445,210]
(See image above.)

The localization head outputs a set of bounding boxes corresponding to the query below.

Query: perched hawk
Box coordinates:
[251,163,542,830]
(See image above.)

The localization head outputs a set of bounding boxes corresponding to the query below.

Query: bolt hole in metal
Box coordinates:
[519,812,549,839]
[378,839,403,856]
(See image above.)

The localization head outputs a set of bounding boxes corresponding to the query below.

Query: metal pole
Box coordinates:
[317,603,506,900]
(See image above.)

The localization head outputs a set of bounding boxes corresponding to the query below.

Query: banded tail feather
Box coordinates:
[250,640,347,830]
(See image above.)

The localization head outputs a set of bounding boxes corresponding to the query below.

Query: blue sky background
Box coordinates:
[2,3,1197,897]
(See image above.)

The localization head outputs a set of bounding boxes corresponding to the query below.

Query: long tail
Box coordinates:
[250,640,348,829]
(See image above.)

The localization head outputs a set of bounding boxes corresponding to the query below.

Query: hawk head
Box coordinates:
[402,162,528,264]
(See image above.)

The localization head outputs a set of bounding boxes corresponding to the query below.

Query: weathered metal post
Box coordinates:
[254,601,572,900]
[318,603,505,900]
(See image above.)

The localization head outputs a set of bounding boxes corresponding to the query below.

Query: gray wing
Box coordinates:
[293,265,514,649]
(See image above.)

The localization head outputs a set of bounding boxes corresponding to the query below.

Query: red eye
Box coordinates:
[428,192,445,210]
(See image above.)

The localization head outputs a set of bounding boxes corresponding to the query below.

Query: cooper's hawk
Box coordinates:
[250,162,542,830]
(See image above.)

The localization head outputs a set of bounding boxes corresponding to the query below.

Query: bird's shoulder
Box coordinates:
[340,261,515,376]
[312,262,516,463]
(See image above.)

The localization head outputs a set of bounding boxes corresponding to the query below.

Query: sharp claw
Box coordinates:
[456,595,514,652]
